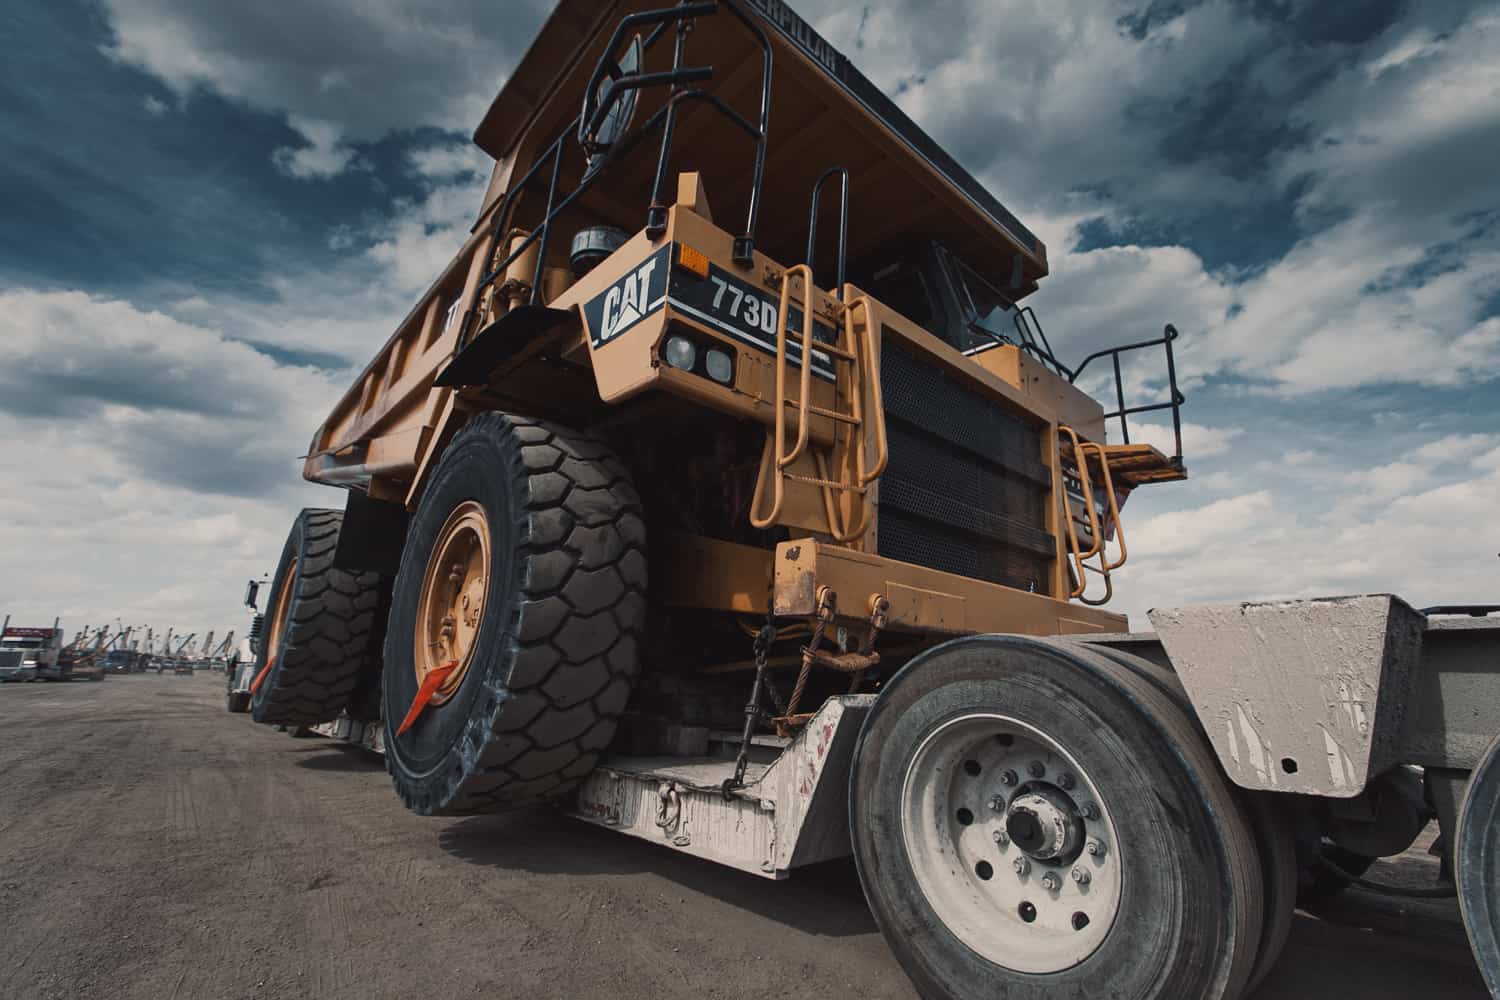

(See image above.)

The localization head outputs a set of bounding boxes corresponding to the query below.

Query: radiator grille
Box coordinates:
[878,340,1053,593]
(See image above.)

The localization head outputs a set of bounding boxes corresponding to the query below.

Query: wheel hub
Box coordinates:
[414,501,491,706]
[899,714,1124,974]
[1007,787,1084,862]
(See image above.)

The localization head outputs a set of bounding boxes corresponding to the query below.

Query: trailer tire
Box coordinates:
[1458,732,1500,996]
[1071,640,1296,994]
[249,509,382,727]
[382,413,645,816]
[851,636,1263,1000]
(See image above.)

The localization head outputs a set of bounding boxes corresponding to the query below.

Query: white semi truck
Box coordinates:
[0,617,62,682]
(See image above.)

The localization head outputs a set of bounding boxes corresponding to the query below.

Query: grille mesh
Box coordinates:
[879,340,1053,593]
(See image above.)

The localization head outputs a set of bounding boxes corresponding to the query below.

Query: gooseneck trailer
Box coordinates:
[229,3,1500,997]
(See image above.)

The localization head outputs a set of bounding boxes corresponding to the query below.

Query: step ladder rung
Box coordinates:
[813,342,857,362]
[782,399,861,425]
[784,473,868,493]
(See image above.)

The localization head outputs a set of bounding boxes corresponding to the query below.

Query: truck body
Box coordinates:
[235,4,1500,998]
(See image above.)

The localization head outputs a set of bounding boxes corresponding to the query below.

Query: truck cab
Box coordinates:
[0,625,60,682]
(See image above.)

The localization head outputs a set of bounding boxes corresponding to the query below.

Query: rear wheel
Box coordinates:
[249,509,381,727]
[851,637,1263,1000]
[1458,733,1500,996]
[382,413,646,816]
[1076,641,1296,994]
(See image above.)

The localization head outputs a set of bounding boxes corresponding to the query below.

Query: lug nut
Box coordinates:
[989,794,1006,813]
[1086,838,1107,858]
[1040,872,1061,891]
[1057,772,1076,790]
[1012,857,1031,876]
[1071,867,1091,885]
[1028,760,1046,778]
[1000,769,1019,787]
[1080,801,1100,820]
[993,830,1009,847]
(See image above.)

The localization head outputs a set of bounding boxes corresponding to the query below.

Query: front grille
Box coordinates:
[879,340,1053,593]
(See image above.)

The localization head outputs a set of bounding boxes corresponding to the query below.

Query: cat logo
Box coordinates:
[586,246,670,348]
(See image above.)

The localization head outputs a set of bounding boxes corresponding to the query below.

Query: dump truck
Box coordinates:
[237,3,1500,997]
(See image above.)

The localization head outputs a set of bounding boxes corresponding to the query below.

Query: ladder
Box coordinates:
[749,269,887,542]
[749,168,887,543]
[1058,425,1129,606]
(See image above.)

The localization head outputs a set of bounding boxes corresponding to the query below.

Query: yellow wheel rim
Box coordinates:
[414,501,491,706]
[266,557,298,657]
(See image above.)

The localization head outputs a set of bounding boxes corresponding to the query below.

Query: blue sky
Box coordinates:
[1,0,1497,636]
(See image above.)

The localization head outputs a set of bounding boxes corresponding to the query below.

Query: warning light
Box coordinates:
[678,244,711,279]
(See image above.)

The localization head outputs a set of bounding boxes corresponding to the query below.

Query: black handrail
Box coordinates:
[806,166,849,301]
[1069,324,1186,465]
[458,0,775,352]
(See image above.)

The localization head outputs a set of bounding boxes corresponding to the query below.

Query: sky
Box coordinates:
[1,0,1497,643]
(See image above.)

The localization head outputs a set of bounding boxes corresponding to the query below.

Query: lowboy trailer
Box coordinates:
[232,3,1500,997]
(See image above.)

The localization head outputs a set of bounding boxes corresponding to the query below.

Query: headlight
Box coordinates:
[664,336,697,371]
[704,349,734,385]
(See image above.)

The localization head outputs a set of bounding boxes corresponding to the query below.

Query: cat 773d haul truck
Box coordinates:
[234,2,1500,997]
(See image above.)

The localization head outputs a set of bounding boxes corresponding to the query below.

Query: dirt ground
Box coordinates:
[0,674,1488,1000]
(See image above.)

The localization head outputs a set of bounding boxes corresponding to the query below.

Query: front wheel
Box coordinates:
[851,636,1263,1000]
[382,413,646,816]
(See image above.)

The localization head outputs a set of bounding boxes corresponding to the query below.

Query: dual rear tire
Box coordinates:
[851,637,1276,1000]
[249,509,381,727]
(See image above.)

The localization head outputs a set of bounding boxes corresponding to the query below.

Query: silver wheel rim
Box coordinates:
[899,713,1123,974]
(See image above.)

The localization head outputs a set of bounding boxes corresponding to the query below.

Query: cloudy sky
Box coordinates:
[2,0,1497,643]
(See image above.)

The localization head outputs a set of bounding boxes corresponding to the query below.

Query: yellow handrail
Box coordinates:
[749,282,887,543]
[1058,426,1129,605]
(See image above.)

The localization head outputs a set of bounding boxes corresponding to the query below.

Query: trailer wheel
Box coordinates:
[249,509,381,727]
[1073,641,1296,994]
[1458,732,1500,995]
[851,636,1263,1000]
[382,413,645,816]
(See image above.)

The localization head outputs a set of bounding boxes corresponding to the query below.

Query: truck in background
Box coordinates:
[0,617,61,682]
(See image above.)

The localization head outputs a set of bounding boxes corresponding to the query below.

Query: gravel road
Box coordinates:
[0,674,1488,1000]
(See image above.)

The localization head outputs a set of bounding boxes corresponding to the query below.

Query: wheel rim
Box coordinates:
[265,557,298,660]
[899,713,1123,974]
[413,501,491,707]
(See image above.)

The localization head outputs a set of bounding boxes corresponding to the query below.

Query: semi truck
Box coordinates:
[0,618,60,682]
[232,3,1500,997]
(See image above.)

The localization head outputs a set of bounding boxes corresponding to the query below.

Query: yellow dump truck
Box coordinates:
[238,3,1500,997]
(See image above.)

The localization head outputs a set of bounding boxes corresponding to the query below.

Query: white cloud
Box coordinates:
[98,0,553,176]
[272,115,358,179]
[0,290,345,638]
[1116,432,1500,626]
[1129,419,1240,460]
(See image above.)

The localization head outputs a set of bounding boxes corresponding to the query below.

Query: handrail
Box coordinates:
[460,0,774,352]
[1058,427,1129,605]
[777,264,818,470]
[806,167,849,301]
[1070,323,1185,465]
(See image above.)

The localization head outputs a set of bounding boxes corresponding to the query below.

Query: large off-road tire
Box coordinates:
[249,509,381,727]
[382,413,646,816]
[851,636,1263,1000]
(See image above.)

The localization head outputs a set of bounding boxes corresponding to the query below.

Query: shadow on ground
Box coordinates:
[293,745,388,773]
[437,810,879,940]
